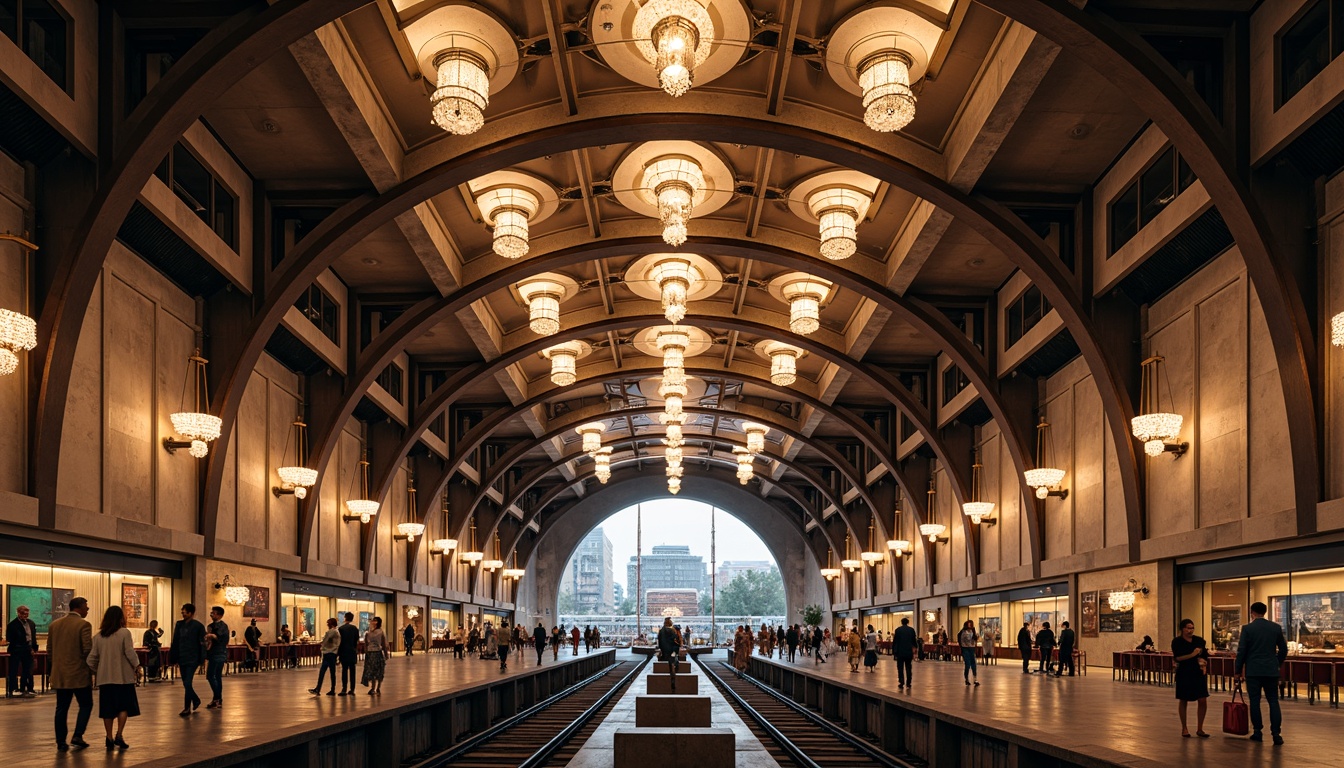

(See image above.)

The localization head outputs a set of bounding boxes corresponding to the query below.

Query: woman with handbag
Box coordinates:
[1172,618,1210,737]
[361,617,388,695]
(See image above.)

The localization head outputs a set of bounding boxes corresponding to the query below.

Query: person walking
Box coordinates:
[846,626,862,672]
[734,626,751,676]
[957,620,980,686]
[6,604,38,698]
[657,618,681,691]
[403,622,416,657]
[87,606,140,751]
[1055,621,1076,677]
[1035,621,1056,675]
[362,617,388,694]
[169,603,206,717]
[980,627,995,663]
[309,618,340,695]
[571,625,581,655]
[243,618,262,671]
[893,617,917,690]
[453,626,466,659]
[1172,618,1210,738]
[501,622,515,672]
[785,624,799,662]
[203,606,229,709]
[550,626,563,660]
[812,624,826,664]
[863,624,880,673]
[592,625,601,649]
[1235,601,1288,745]
[142,620,163,682]
[1016,621,1032,674]
[533,622,547,665]
[49,596,93,751]
[337,612,360,695]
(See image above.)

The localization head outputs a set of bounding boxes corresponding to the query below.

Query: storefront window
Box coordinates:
[280,584,389,642]
[431,603,460,639]
[0,561,176,642]
[1181,565,1344,653]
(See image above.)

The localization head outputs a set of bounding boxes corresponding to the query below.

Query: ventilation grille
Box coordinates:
[1017,328,1080,379]
[0,84,70,166]
[117,201,231,298]
[1280,96,1344,180]
[1115,207,1233,306]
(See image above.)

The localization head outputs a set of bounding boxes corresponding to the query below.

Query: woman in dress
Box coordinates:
[846,626,862,672]
[957,620,980,686]
[1172,619,1210,738]
[87,606,140,750]
[361,617,388,695]
[863,624,880,673]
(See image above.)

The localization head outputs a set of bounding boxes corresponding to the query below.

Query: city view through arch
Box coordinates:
[556,499,790,645]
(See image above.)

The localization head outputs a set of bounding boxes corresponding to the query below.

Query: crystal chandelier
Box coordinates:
[483,533,504,572]
[633,0,714,97]
[503,550,525,580]
[594,446,613,484]
[166,349,223,459]
[666,464,683,479]
[459,516,484,564]
[734,446,753,485]
[919,523,947,543]
[431,490,458,555]
[743,422,768,455]
[273,415,318,500]
[1131,355,1187,457]
[858,50,917,133]
[343,451,379,524]
[215,575,250,607]
[761,341,803,387]
[430,49,490,135]
[649,257,697,324]
[664,442,683,466]
[643,156,704,246]
[476,186,539,259]
[1107,578,1148,611]
[667,476,681,494]
[887,539,910,556]
[542,341,585,386]
[962,448,995,525]
[860,520,885,564]
[820,549,841,581]
[807,187,870,260]
[394,475,426,541]
[0,307,37,376]
[665,422,684,446]
[576,422,606,454]
[841,532,862,572]
[516,278,570,336]
[1024,416,1068,500]
[1333,312,1344,347]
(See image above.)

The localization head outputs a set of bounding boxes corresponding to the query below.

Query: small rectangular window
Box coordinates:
[1109,183,1139,254]
[1108,146,1198,255]
[158,142,239,249]
[377,363,404,405]
[1279,0,1332,105]
[1005,285,1051,349]
[292,284,340,346]
[22,0,67,91]
[1139,147,1176,227]
[942,365,969,406]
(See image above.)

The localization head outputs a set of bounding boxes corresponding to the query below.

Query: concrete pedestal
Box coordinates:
[613,727,734,767]
[635,695,713,727]
[653,661,688,673]
[646,673,698,694]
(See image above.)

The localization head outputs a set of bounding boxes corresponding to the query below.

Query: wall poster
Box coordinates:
[1210,605,1242,651]
[359,611,373,633]
[977,616,1001,645]
[243,586,270,620]
[7,586,73,634]
[1098,590,1135,633]
[1080,591,1099,638]
[121,584,149,629]
[296,607,317,640]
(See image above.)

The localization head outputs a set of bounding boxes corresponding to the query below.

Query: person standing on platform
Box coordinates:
[203,606,229,709]
[142,620,163,682]
[244,618,262,671]
[7,604,38,698]
[957,620,980,686]
[454,626,466,659]
[497,621,511,672]
[786,624,799,662]
[1035,621,1056,675]
[1056,621,1076,677]
[893,617,917,690]
[362,617,387,694]
[87,606,140,751]
[550,625,563,660]
[583,625,592,653]
[309,618,340,695]
[1017,621,1032,674]
[337,612,359,696]
[981,627,995,663]
[863,624,880,673]
[812,624,826,664]
[403,622,416,657]
[592,625,601,650]
[658,618,681,691]
[49,596,93,751]
[1172,618,1210,738]
[169,603,206,717]
[846,626,862,672]
[571,625,581,655]
[1235,601,1288,745]
[534,622,547,665]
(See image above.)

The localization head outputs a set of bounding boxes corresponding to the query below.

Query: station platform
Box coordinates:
[1,644,617,767]
[753,649,1338,767]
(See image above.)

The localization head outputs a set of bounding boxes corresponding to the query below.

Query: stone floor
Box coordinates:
[761,648,1340,767]
[564,651,781,768]
[1,645,607,767]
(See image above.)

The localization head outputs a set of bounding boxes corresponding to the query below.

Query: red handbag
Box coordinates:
[1223,682,1249,736]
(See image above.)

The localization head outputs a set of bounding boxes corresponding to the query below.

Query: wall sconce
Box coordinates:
[819,549,841,581]
[163,348,222,458]
[273,412,318,499]
[1107,577,1150,611]
[962,447,996,526]
[1024,416,1068,500]
[1131,355,1188,458]
[430,490,457,554]
[214,575,250,606]
[393,474,426,541]
[343,449,379,524]
[919,523,947,543]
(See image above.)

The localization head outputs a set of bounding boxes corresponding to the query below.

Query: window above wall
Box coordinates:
[293,284,340,346]
[0,0,72,93]
[1278,0,1344,107]
[1005,285,1051,349]
[1107,146,1197,255]
[155,142,238,249]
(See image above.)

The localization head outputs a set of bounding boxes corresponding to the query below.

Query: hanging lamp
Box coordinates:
[483,531,504,572]
[576,422,606,454]
[649,257,697,324]
[807,186,870,260]
[459,515,484,564]
[920,475,946,542]
[633,0,715,97]
[164,348,223,459]
[841,532,861,572]
[743,422,768,455]
[642,155,704,246]
[394,473,426,541]
[503,549,525,580]
[858,50,917,132]
[1024,417,1068,499]
[343,450,379,524]
[430,49,490,135]
[734,445,753,484]
[1130,355,1188,457]
[962,448,996,525]
[0,307,36,376]
[475,186,539,259]
[887,490,911,555]
[820,549,841,581]
[430,490,458,555]
[593,446,613,484]
[273,410,318,500]
[860,520,885,564]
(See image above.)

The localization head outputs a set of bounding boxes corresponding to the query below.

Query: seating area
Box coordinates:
[1113,651,1343,706]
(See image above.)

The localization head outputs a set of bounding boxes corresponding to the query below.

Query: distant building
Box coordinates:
[646,588,701,617]
[561,527,614,613]
[715,560,774,586]
[627,544,707,614]
[613,582,624,605]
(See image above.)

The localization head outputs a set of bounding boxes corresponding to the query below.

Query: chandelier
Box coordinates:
[542,341,587,386]
[215,575,250,607]
[343,451,379,524]
[649,257,697,323]
[743,422,768,455]
[503,550,525,580]
[858,50,916,133]
[393,475,426,541]
[594,446,613,484]
[664,442,683,466]
[820,549,841,581]
[1108,590,1135,612]
[841,532,862,572]
[1333,312,1344,347]
[757,340,804,387]
[483,532,504,572]
[1131,355,1187,457]
[666,464,683,479]
[962,448,995,525]
[1024,416,1068,500]
[476,186,539,259]
[919,523,947,543]
[0,307,36,376]
[861,521,885,564]
[430,49,490,135]
[808,187,870,260]
[459,515,484,564]
[166,349,223,459]
[431,490,458,555]
[576,422,606,454]
[887,539,910,556]
[665,422,684,446]
[516,277,574,336]
[734,446,753,485]
[273,414,318,500]
[668,476,681,494]
[633,0,714,97]
[642,156,704,246]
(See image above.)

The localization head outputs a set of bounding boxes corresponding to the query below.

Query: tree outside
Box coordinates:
[798,603,824,627]
[706,567,786,616]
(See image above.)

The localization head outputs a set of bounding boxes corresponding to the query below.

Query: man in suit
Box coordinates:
[1035,622,1056,675]
[6,604,38,697]
[533,622,548,665]
[893,617,919,690]
[1016,621,1032,673]
[169,603,206,716]
[337,612,360,695]
[47,596,92,751]
[1235,601,1289,745]
[1055,621,1076,677]
[785,624,800,662]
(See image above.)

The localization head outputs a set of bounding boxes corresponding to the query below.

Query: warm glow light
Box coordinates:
[1130,413,1183,444]
[1024,467,1066,497]
[770,349,798,386]
[430,50,490,135]
[643,156,704,246]
[483,558,504,572]
[397,522,426,541]
[576,422,606,454]
[634,0,714,97]
[668,476,681,494]
[962,501,995,525]
[476,187,539,259]
[0,308,37,376]
[432,538,458,554]
[743,423,768,455]
[345,499,379,524]
[919,523,946,542]
[594,447,612,484]
[842,558,862,572]
[887,539,910,555]
[1108,590,1136,612]
[460,550,485,564]
[808,187,868,260]
[503,567,526,580]
[543,342,583,386]
[650,258,697,324]
[517,278,571,336]
[1333,312,1344,347]
[859,50,916,132]
[277,466,318,495]
[789,294,821,335]
[171,411,223,444]
[665,423,683,445]
[820,568,842,581]
[860,550,884,564]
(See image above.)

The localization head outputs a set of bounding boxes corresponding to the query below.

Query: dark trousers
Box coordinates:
[339,655,356,691]
[535,645,545,664]
[144,651,161,680]
[7,650,33,694]
[315,653,337,691]
[787,643,797,662]
[205,657,225,701]
[1038,647,1053,673]
[896,657,913,686]
[453,644,464,659]
[179,663,202,710]
[1057,648,1075,676]
[405,638,414,656]
[54,686,92,744]
[1245,676,1282,735]
[1020,648,1031,672]
[961,647,978,679]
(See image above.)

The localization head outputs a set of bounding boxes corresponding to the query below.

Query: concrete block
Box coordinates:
[646,673,698,694]
[635,695,713,727]
[614,727,734,768]
[653,661,689,673]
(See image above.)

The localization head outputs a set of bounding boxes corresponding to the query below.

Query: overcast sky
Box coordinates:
[568,499,776,591]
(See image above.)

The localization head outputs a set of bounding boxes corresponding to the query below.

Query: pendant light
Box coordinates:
[475,186,539,259]
[430,49,490,135]
[633,0,715,97]
[807,186,870,260]
[858,50,917,133]
[459,515,484,564]
[841,532,861,572]
[1024,417,1068,500]
[743,422,768,455]
[0,232,38,376]
[430,490,458,555]
[860,520,884,564]
[483,532,504,572]
[920,475,946,542]
[820,549,841,581]
[642,155,704,246]
[164,348,223,459]
[734,445,753,484]
[343,450,379,524]
[576,422,606,454]
[962,448,995,525]
[887,490,911,555]
[273,408,318,500]
[393,473,426,541]
[594,446,613,484]
[1130,355,1187,457]
[503,549,525,580]
[649,257,697,324]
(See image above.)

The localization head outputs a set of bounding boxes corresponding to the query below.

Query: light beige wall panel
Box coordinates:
[1145,311,1197,537]
[153,304,198,532]
[1044,387,1074,559]
[933,471,952,584]
[104,275,156,524]
[0,162,28,495]
[979,431,1002,574]
[216,429,238,542]
[1195,281,1247,527]
[56,273,102,512]
[1247,283,1293,518]
[1103,414,1127,549]
[1077,561,1162,663]
[235,372,268,550]
[1325,182,1344,499]
[339,425,363,571]
[996,436,1022,570]
[267,380,299,554]
[1071,374,1106,553]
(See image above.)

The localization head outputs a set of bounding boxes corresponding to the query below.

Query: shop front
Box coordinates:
[431,600,462,640]
[860,603,914,637]
[279,578,390,641]
[953,582,1070,654]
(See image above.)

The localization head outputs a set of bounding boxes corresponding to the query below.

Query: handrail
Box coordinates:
[518,655,651,768]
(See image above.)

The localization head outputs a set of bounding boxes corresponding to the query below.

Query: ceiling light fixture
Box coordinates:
[887,539,910,556]
[594,446,613,484]
[515,274,578,337]
[642,155,704,246]
[459,515,484,564]
[542,340,590,387]
[649,257,698,323]
[273,413,318,500]
[1024,416,1068,500]
[668,476,681,494]
[394,474,426,541]
[576,422,606,454]
[164,348,223,459]
[807,187,870,260]
[962,448,995,525]
[0,307,36,376]
[1333,312,1344,347]
[1131,355,1188,458]
[859,50,917,133]
[768,273,833,336]
[743,422,768,455]
[343,451,379,524]
[475,186,539,259]
[430,49,490,135]
[734,445,753,485]
[503,548,525,580]
[755,340,805,387]
[633,0,714,97]
[665,422,684,446]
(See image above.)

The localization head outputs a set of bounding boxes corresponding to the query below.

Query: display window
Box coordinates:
[954,593,1069,645]
[1180,566,1344,653]
[431,603,460,639]
[280,589,389,642]
[0,560,177,642]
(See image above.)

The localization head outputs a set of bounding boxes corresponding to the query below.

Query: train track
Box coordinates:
[695,656,918,768]
[406,656,647,768]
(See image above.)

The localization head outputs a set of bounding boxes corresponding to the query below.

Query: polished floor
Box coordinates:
[1,646,605,767]
[762,648,1339,767]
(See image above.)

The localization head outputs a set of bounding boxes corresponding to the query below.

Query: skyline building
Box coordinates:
[560,527,614,614]
[627,544,708,614]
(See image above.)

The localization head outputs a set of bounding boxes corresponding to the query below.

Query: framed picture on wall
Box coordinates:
[297,607,317,640]
[243,586,270,620]
[359,611,373,633]
[1210,605,1241,651]
[1081,591,1099,638]
[978,616,1001,644]
[7,586,73,634]
[121,584,149,628]
[1098,590,1134,633]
